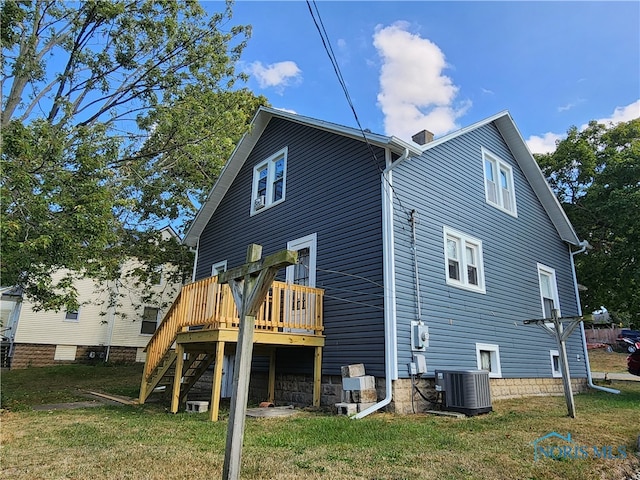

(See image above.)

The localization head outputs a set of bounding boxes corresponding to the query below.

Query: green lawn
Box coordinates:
[1,364,639,480]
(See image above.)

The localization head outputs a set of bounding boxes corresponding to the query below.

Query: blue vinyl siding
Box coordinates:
[391,122,586,380]
[196,118,387,376]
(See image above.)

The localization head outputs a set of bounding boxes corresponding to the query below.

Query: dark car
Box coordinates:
[628,349,640,376]
[620,329,640,342]
[616,329,640,353]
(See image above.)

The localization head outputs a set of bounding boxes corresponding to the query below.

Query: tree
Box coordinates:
[1,0,267,310]
[536,119,640,326]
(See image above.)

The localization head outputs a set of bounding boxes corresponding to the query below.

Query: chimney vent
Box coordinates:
[412,129,434,145]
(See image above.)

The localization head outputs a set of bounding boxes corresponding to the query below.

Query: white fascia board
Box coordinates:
[493,114,580,246]
[184,107,419,247]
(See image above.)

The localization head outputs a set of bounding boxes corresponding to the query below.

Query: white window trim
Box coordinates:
[211,260,228,277]
[250,147,287,215]
[537,263,561,318]
[549,349,562,378]
[482,147,517,217]
[476,342,502,378]
[443,226,486,294]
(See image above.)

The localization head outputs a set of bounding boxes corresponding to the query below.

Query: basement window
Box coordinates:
[251,147,287,215]
[550,349,562,378]
[476,343,502,378]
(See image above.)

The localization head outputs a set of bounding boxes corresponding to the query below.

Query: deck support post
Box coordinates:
[210,341,226,422]
[268,348,276,404]
[220,244,297,480]
[170,344,185,413]
[313,346,322,407]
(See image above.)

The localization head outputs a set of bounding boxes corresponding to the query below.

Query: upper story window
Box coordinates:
[251,147,287,215]
[482,148,517,217]
[537,263,560,319]
[443,227,486,293]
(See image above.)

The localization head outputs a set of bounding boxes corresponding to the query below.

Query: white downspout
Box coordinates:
[571,241,619,394]
[191,240,200,282]
[354,148,408,419]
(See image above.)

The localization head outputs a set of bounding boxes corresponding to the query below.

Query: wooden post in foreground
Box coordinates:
[219,244,297,480]
[524,309,583,418]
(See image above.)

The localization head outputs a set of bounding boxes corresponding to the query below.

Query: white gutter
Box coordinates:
[571,241,619,395]
[354,148,408,419]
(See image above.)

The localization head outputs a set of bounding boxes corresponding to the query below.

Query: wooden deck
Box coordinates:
[139,275,324,420]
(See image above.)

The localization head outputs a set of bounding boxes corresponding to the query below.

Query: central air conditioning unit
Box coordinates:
[434,369,492,416]
[254,195,266,210]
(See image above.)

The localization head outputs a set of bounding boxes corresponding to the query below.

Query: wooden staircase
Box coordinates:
[139,275,325,416]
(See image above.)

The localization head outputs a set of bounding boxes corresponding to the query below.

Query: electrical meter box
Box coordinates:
[411,321,429,351]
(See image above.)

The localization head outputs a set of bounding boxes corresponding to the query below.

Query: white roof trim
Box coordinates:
[183,107,420,246]
[387,111,580,246]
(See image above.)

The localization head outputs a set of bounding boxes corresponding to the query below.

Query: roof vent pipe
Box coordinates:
[412,130,434,145]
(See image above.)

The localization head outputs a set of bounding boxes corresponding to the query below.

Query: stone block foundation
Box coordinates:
[247,372,588,415]
[10,343,139,369]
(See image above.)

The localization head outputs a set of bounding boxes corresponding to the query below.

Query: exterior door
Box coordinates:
[285,233,317,332]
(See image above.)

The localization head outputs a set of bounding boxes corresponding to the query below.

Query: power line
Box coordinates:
[305,0,413,219]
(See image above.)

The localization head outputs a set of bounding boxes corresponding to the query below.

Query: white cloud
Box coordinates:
[246,61,302,91]
[586,99,640,127]
[373,21,469,139]
[526,99,640,154]
[526,132,564,154]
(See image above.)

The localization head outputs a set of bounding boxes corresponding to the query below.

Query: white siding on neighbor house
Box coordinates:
[14,272,111,346]
[13,259,180,351]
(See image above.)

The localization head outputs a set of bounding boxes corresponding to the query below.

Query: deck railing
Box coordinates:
[143,276,324,380]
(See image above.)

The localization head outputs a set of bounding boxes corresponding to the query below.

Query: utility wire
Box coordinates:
[305,0,412,219]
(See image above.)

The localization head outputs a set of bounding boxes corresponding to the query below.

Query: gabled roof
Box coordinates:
[183,106,422,247]
[388,111,581,246]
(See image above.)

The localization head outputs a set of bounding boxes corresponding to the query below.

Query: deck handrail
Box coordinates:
[143,276,324,379]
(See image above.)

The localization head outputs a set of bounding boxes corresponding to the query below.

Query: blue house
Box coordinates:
[142,107,592,416]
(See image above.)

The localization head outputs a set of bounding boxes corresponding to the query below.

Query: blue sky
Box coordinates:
[208,1,639,153]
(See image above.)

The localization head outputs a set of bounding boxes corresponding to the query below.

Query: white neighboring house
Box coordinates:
[1,226,183,369]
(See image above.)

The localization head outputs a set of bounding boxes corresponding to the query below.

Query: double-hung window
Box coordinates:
[537,263,560,319]
[482,148,517,216]
[251,147,287,214]
[444,227,486,293]
[141,306,160,335]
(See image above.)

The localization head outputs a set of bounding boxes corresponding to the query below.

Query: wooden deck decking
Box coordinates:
[139,276,324,420]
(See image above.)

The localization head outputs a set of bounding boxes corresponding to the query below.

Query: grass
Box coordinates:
[587,348,630,373]
[1,363,639,480]
[0,363,144,410]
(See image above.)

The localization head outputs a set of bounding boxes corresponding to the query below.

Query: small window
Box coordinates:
[550,350,562,378]
[141,307,160,335]
[538,264,560,319]
[476,343,502,378]
[444,227,485,293]
[251,147,287,214]
[64,309,79,322]
[211,261,228,277]
[482,148,517,216]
